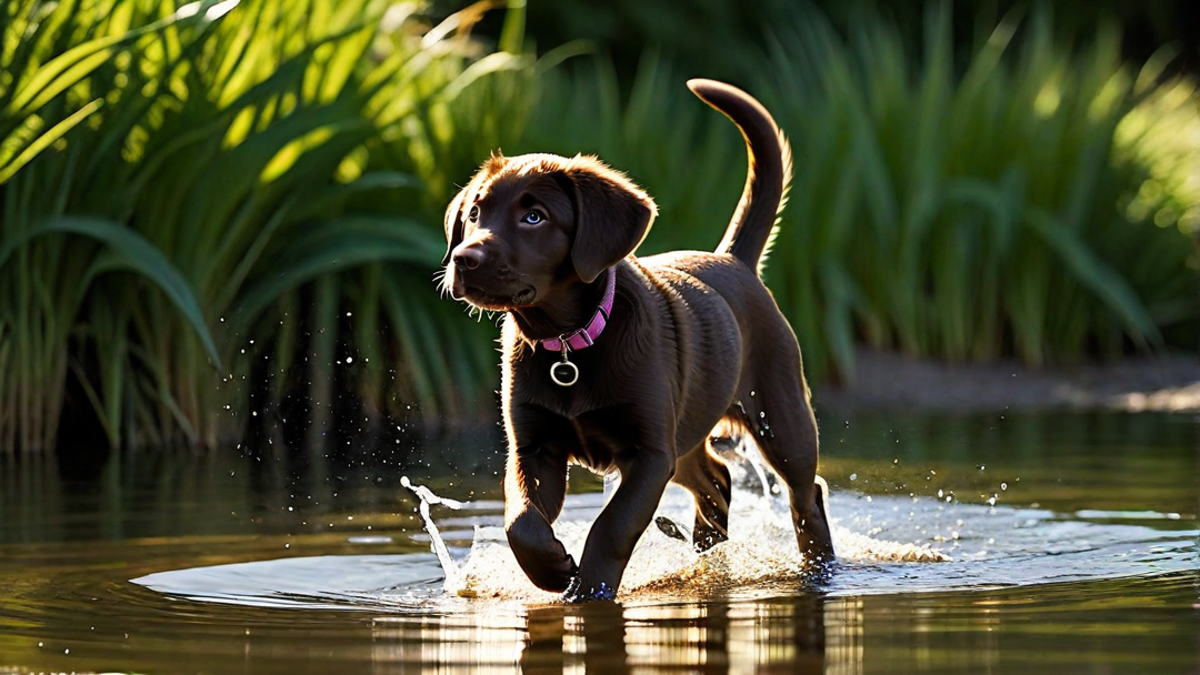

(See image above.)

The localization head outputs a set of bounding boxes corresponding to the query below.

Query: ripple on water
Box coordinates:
[131,484,1197,610]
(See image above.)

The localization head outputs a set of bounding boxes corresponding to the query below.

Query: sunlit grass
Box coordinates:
[522,5,1200,381]
[756,4,1199,375]
[0,0,536,451]
[2,1,1196,452]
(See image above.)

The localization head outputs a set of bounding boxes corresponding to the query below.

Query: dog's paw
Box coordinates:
[563,577,617,603]
[506,511,578,592]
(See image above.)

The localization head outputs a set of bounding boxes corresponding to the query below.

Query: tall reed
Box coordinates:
[522,5,1199,382]
[0,0,536,451]
[758,3,1198,376]
[3,1,1196,452]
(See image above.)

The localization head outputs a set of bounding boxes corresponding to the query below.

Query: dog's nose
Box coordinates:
[453,245,486,271]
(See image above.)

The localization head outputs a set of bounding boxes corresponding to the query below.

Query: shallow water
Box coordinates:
[1,411,1197,673]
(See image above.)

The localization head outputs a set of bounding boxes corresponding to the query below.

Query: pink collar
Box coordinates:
[539,267,616,353]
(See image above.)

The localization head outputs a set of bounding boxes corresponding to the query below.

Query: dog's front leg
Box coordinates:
[504,446,577,593]
[567,449,675,602]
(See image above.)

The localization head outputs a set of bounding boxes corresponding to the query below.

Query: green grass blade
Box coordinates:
[0,216,222,369]
[0,98,102,183]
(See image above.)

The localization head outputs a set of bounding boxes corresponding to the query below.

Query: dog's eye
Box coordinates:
[521,210,545,226]
[468,205,480,222]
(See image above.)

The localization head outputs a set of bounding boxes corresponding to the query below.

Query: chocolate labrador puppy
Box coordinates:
[440,79,835,601]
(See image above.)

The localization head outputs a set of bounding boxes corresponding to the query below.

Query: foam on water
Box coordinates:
[443,482,950,603]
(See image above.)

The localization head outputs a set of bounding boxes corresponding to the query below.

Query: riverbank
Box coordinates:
[814,349,1200,415]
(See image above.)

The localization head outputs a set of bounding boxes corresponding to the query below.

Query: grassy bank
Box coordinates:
[1,1,1196,452]
[0,0,534,451]
[520,4,1200,381]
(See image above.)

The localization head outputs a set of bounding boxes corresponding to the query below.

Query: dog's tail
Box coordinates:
[687,79,792,276]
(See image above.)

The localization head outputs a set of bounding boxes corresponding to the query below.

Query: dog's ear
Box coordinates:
[563,159,657,283]
[441,184,470,267]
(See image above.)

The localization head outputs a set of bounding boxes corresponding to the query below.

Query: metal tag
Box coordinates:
[550,360,579,387]
[550,344,578,387]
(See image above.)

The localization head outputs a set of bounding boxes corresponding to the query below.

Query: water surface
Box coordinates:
[1,411,1197,673]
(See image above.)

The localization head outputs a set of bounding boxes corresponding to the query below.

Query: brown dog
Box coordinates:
[440,79,835,601]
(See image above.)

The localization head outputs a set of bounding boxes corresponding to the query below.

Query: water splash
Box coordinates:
[131,489,1196,610]
[403,436,955,601]
[401,476,464,591]
[437,484,952,602]
[400,447,952,603]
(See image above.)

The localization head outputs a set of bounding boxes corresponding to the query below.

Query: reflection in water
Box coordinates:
[372,612,528,673]
[369,596,866,674]
[0,425,504,546]
[2,411,1196,674]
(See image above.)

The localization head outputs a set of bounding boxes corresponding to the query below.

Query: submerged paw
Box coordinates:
[563,577,617,603]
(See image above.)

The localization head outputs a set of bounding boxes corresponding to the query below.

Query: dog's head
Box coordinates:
[440,153,657,312]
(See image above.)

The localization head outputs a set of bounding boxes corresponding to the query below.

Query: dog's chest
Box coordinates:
[512,355,612,418]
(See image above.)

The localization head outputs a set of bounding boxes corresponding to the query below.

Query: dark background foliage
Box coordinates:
[450,0,1200,82]
[2,0,1196,454]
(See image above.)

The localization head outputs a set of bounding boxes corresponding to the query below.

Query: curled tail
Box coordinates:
[687,79,792,276]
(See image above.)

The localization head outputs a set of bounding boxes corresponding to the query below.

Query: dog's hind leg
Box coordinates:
[741,368,836,567]
[673,444,732,552]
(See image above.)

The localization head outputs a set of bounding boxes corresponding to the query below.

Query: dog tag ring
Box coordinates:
[551,346,579,387]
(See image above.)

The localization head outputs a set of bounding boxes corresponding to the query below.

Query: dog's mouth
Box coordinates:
[457,283,537,310]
